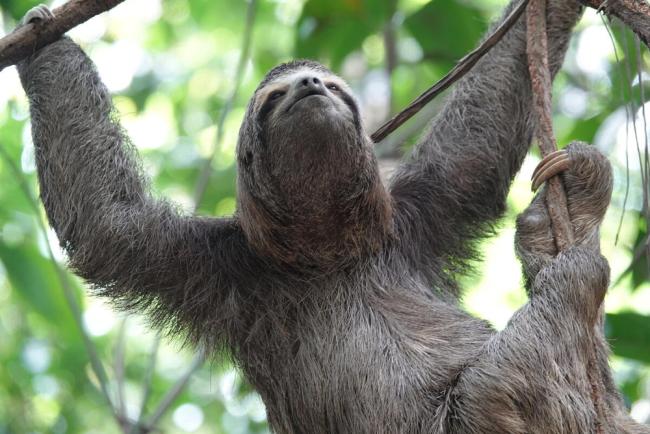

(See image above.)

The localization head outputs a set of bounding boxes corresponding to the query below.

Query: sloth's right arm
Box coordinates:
[443,246,609,433]
[515,143,649,428]
[17,9,260,343]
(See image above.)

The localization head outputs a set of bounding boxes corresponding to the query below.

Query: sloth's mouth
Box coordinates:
[287,89,328,112]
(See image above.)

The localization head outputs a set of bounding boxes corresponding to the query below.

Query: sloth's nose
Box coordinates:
[296,75,324,93]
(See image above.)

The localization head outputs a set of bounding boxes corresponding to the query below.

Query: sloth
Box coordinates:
[16,2,650,434]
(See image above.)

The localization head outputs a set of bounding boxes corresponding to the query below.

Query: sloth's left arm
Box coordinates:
[389,0,582,267]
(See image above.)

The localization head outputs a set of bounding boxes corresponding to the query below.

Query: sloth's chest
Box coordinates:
[248,308,437,432]
[237,284,488,433]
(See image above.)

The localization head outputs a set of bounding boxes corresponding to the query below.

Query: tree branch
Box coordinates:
[0,0,125,72]
[526,0,574,252]
[580,0,650,48]
[527,2,605,433]
[370,0,530,143]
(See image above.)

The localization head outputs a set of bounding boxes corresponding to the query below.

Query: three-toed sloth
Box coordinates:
[17,2,649,433]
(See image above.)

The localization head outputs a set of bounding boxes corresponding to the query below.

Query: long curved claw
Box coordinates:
[21,4,54,27]
[531,149,565,180]
[531,149,571,191]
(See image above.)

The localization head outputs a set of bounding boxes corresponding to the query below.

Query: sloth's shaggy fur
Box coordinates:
[18,0,650,432]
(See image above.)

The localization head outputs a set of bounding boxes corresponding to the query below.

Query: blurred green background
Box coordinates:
[0,0,649,432]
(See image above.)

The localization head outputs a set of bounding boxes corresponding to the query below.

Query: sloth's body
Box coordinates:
[233,252,494,432]
[17,1,650,433]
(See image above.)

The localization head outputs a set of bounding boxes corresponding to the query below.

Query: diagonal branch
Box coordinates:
[0,0,125,71]
[370,0,531,143]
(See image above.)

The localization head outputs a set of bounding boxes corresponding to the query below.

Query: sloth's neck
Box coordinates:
[240,169,393,269]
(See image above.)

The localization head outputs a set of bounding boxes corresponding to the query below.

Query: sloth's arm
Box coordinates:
[390,0,582,267]
[441,246,609,432]
[18,37,260,343]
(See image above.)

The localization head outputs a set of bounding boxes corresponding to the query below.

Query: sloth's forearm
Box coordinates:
[448,303,595,432]
[411,0,582,223]
[18,37,148,251]
[447,247,608,431]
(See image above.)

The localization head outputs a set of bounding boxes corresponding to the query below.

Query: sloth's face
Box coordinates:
[237,61,370,201]
[235,61,388,264]
[253,65,362,145]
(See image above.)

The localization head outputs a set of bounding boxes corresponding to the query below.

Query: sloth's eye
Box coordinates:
[269,91,286,101]
[326,83,340,91]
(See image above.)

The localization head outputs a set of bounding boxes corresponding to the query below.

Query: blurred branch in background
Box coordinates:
[382,0,398,115]
[193,0,258,206]
[0,145,118,423]
[124,0,259,432]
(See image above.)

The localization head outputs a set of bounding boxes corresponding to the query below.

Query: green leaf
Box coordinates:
[296,0,391,69]
[0,0,42,21]
[0,240,80,339]
[558,115,604,146]
[606,312,650,363]
[404,0,486,61]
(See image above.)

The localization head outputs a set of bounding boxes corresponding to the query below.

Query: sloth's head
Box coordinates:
[236,60,392,266]
[254,60,362,145]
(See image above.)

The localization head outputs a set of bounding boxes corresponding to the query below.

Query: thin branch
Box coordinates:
[138,335,160,418]
[192,0,258,207]
[579,0,650,48]
[370,0,530,143]
[612,232,650,287]
[128,333,161,434]
[114,317,128,419]
[143,347,207,431]
[0,0,125,71]
[526,0,574,251]
[382,0,398,115]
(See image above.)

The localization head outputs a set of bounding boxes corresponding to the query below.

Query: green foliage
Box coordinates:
[0,0,649,432]
[0,0,39,20]
[607,312,650,364]
[404,0,486,63]
[0,241,78,335]
[295,0,392,68]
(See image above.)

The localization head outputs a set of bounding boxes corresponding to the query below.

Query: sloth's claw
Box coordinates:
[531,149,564,180]
[21,4,54,27]
[531,149,571,191]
